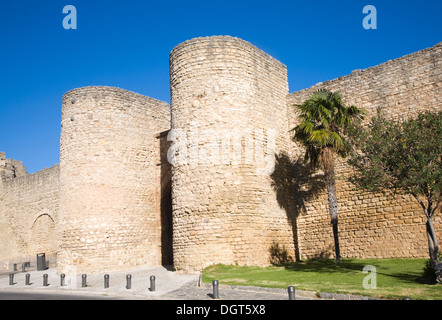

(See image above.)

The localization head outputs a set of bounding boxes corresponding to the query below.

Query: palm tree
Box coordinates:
[292,89,365,264]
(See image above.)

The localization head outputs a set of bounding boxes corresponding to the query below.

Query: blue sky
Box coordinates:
[0,0,440,173]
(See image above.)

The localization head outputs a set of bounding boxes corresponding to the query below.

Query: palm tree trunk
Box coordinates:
[325,165,341,265]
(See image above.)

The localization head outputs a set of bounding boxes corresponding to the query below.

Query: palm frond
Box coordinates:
[291,89,366,169]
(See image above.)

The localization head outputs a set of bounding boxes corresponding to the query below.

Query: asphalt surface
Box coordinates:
[0,265,318,300]
[0,291,116,300]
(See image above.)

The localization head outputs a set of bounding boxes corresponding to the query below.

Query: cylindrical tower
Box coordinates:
[57,86,170,274]
[169,36,296,272]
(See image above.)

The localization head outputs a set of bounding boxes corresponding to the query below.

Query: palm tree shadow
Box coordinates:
[270,151,325,262]
[279,258,367,273]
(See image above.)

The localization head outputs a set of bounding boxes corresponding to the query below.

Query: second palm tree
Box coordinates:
[292,89,365,264]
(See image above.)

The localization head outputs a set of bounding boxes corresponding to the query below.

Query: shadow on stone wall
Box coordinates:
[270,151,325,262]
[158,131,173,267]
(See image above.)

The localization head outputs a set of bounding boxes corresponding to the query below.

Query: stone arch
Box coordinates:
[29,210,56,255]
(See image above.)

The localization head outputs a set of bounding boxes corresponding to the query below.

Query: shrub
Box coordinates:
[422,259,436,283]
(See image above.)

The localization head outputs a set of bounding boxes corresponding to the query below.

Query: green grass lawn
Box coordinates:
[202,259,442,300]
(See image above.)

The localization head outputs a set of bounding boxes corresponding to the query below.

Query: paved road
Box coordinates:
[0,266,318,300]
[0,291,116,300]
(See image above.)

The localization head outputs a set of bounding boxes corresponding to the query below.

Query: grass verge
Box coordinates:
[202,258,442,300]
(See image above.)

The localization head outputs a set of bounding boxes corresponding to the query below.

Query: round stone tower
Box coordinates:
[169,36,296,272]
[57,86,170,274]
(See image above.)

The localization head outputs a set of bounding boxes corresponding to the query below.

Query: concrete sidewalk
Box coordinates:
[0,266,318,300]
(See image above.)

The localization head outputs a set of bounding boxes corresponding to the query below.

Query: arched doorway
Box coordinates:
[30,213,56,255]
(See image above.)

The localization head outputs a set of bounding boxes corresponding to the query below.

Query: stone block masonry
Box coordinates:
[169,36,297,272]
[0,37,440,274]
[57,86,170,274]
[0,152,59,270]
[287,42,442,260]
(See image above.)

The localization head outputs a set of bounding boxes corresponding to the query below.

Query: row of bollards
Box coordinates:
[12,261,48,273]
[102,274,155,290]
[8,273,294,299]
[9,273,49,286]
[8,273,289,298]
[13,263,30,273]
[74,273,155,290]
[8,272,156,291]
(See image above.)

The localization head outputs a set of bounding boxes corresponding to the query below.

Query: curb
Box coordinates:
[199,282,317,299]
[199,282,383,300]
[318,292,382,300]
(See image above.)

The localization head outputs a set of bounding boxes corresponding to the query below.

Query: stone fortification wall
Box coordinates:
[169,36,297,272]
[2,158,27,180]
[0,152,59,270]
[1,37,440,275]
[287,42,442,260]
[58,86,170,274]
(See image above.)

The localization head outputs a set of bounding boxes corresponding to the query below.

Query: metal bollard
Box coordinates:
[82,274,87,287]
[212,280,219,299]
[126,274,132,290]
[13,264,17,272]
[288,286,295,300]
[104,274,110,288]
[60,274,66,287]
[25,273,31,286]
[21,263,26,273]
[43,274,49,287]
[150,275,155,292]
[9,274,14,286]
